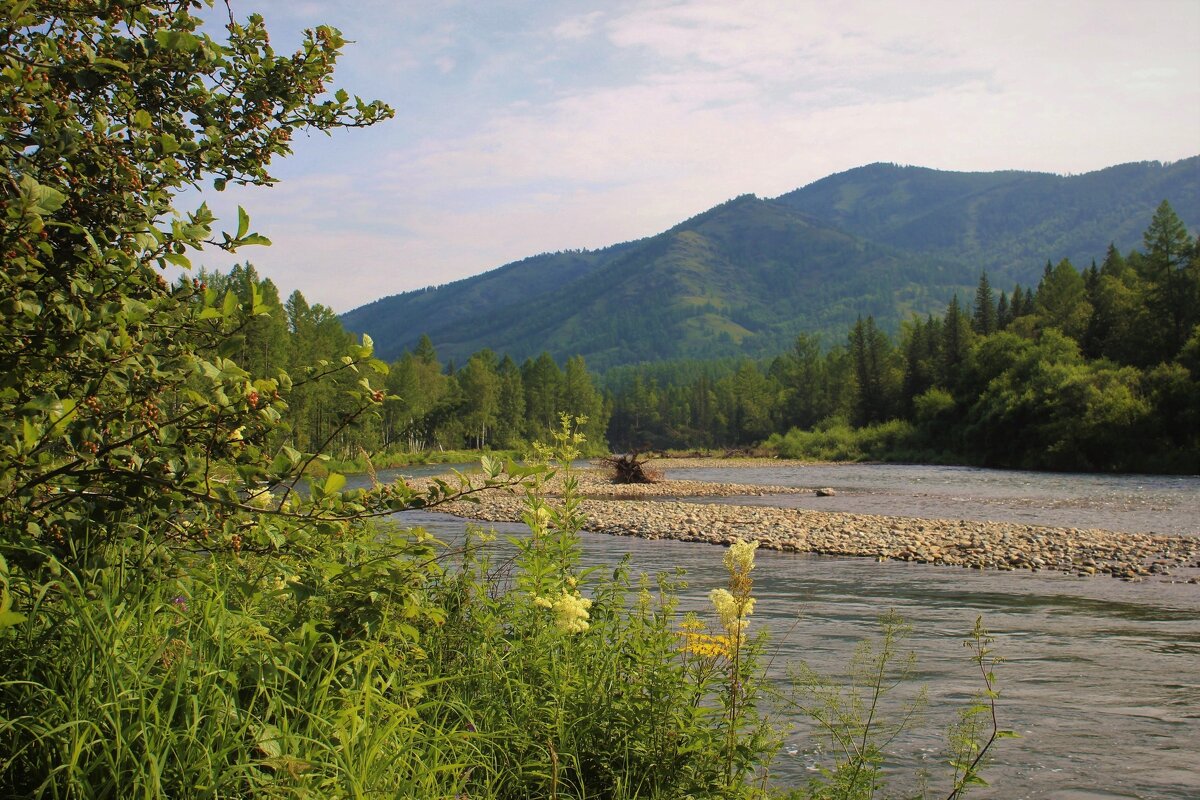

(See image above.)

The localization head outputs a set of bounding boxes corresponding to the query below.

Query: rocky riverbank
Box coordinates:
[419,468,1200,583]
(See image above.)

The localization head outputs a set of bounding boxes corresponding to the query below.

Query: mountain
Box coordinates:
[343,158,1200,370]
[774,159,1200,277]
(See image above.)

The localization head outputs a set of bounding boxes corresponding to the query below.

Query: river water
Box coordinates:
[664,463,1200,537]
[369,463,1200,798]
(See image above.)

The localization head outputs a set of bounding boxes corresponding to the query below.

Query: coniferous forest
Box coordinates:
[606,201,1200,473]
[222,200,1198,474]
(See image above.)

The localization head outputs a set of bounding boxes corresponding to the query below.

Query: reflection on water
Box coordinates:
[343,462,478,490]
[398,485,1200,800]
[666,463,1200,537]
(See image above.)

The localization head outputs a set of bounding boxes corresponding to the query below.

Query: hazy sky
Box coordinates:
[192,0,1200,312]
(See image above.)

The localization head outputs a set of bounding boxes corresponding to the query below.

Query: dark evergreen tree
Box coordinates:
[1139,200,1197,358]
[522,353,563,438]
[494,355,527,447]
[850,316,897,425]
[996,292,1011,330]
[972,271,997,335]
[940,295,972,387]
[901,315,941,413]
[1034,258,1091,340]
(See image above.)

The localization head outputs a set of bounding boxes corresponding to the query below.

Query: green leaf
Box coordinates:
[49,398,76,428]
[256,723,283,759]
[0,610,25,630]
[22,393,61,412]
[92,57,130,72]
[221,290,237,317]
[237,206,249,239]
[217,335,245,359]
[21,417,38,449]
[133,109,153,130]
[324,472,346,495]
[19,175,65,214]
[156,30,200,52]
[159,133,180,154]
[0,588,25,630]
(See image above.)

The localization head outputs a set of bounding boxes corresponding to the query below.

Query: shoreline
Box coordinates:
[418,469,1200,583]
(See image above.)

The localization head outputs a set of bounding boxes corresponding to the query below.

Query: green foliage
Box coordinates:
[946,618,1019,797]
[1033,259,1091,340]
[609,202,1199,472]
[0,0,400,568]
[784,613,925,799]
[410,419,779,799]
[0,527,472,798]
[764,419,920,463]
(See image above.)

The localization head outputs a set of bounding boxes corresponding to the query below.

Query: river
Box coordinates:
[366,462,1200,798]
[664,463,1200,537]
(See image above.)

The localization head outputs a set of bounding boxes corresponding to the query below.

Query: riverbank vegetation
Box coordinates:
[606,206,1199,473]
[214,200,1199,475]
[237,207,1196,474]
[0,3,1008,798]
[200,263,611,460]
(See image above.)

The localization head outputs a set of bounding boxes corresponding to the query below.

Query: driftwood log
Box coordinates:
[598,452,663,484]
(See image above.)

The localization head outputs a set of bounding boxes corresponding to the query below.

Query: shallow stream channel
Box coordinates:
[358,463,1200,799]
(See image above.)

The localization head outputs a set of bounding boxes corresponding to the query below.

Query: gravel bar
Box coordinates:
[416,469,1200,583]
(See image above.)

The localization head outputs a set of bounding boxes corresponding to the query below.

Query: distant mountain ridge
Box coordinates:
[343,157,1200,370]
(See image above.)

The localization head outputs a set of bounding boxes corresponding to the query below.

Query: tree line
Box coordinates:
[210,200,1196,472]
[202,265,609,457]
[606,201,1200,473]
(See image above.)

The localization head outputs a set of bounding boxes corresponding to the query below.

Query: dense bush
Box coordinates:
[764,419,921,463]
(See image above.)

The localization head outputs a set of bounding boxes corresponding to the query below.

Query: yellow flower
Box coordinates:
[552,590,592,634]
[709,587,754,636]
[679,630,734,659]
[724,539,758,577]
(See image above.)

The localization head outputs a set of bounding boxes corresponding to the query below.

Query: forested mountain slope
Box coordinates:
[343,158,1199,369]
[775,158,1200,281]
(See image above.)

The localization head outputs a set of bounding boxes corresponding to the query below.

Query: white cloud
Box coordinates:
[553,11,604,41]
[190,0,1200,311]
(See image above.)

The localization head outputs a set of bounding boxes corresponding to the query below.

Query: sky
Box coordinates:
[190,0,1200,312]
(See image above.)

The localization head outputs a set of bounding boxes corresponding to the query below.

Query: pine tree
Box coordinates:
[972,272,997,335]
[941,295,972,386]
[409,334,435,366]
[850,316,896,425]
[1035,258,1091,341]
[1140,200,1196,357]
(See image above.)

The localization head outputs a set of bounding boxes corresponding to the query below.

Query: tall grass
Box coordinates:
[1,546,477,798]
[0,419,1007,798]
